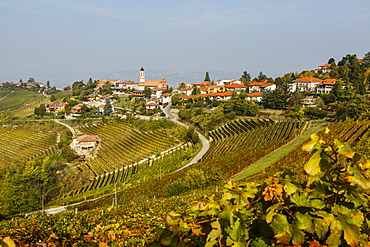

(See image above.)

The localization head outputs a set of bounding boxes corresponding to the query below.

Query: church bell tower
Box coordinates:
[140,67,145,83]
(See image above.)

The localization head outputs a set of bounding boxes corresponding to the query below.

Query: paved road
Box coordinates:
[54,119,76,136]
[163,99,210,171]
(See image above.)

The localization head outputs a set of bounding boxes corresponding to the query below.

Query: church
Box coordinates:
[137,67,168,90]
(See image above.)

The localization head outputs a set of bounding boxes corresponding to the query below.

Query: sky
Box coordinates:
[1,0,369,87]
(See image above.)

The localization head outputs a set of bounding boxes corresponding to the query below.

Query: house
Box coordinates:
[301,96,316,107]
[216,79,243,86]
[71,103,91,114]
[100,94,116,102]
[293,77,324,92]
[86,93,101,101]
[248,80,276,92]
[179,87,193,96]
[316,79,337,94]
[72,135,98,149]
[161,93,172,104]
[146,100,160,110]
[112,81,138,92]
[207,85,225,94]
[132,90,145,99]
[247,91,263,102]
[207,91,233,101]
[225,83,247,92]
[49,102,68,113]
[192,81,212,87]
[315,64,333,73]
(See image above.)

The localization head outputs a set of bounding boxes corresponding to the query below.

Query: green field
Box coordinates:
[0,89,42,112]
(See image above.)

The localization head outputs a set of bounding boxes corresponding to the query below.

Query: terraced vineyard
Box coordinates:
[0,127,58,166]
[62,143,194,199]
[59,120,184,199]
[200,118,306,179]
[245,118,370,182]
[79,121,180,176]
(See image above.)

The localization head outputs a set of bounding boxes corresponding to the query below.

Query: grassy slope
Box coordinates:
[230,121,328,181]
[0,89,41,112]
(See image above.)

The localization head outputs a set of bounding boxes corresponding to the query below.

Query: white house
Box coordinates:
[146,100,160,110]
[315,79,337,94]
[248,81,276,92]
[247,92,263,102]
[72,135,98,149]
[216,79,243,86]
[161,93,172,104]
[293,77,324,92]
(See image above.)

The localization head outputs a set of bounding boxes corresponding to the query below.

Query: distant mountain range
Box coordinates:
[2,69,243,89]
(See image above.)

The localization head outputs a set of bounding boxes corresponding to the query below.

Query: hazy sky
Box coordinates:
[1,0,369,86]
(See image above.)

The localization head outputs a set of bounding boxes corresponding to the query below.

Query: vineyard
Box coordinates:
[199,118,306,179]
[0,89,43,113]
[57,120,186,199]
[0,119,369,246]
[0,127,58,166]
[245,118,370,183]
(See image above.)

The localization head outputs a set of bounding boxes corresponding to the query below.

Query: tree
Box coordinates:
[191,87,200,95]
[256,71,267,81]
[204,72,210,82]
[46,81,50,87]
[50,94,56,102]
[143,86,152,99]
[171,95,180,106]
[104,99,113,115]
[27,77,35,83]
[241,71,251,81]
[328,57,336,65]
[261,90,288,109]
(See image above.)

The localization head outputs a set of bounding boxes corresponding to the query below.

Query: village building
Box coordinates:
[248,80,276,92]
[225,83,247,92]
[72,135,98,149]
[315,79,337,94]
[49,102,68,113]
[160,93,172,104]
[146,100,160,110]
[315,64,333,73]
[137,67,168,91]
[112,81,138,92]
[246,91,263,102]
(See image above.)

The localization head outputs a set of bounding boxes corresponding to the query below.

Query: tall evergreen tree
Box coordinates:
[104,99,113,115]
[204,72,210,82]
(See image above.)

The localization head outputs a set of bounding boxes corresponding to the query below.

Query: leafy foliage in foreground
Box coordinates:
[152,130,370,246]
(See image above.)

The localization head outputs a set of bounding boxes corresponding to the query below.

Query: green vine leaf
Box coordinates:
[334,140,355,158]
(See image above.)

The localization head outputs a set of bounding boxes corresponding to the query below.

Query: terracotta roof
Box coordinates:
[323,79,336,85]
[74,135,98,143]
[162,93,171,97]
[248,92,263,97]
[193,81,212,86]
[293,77,324,83]
[50,102,68,108]
[225,83,246,88]
[139,78,167,87]
[249,80,268,86]
[260,83,275,88]
[199,87,209,91]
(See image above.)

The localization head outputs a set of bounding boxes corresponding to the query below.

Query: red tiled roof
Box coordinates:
[248,92,263,97]
[260,83,275,88]
[193,81,212,86]
[162,93,171,97]
[293,77,324,83]
[225,83,246,88]
[249,80,268,86]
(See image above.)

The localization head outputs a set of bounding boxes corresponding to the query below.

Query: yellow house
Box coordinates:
[208,85,225,94]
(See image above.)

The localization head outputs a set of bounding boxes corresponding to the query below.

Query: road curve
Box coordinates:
[54,119,76,136]
[163,99,210,171]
